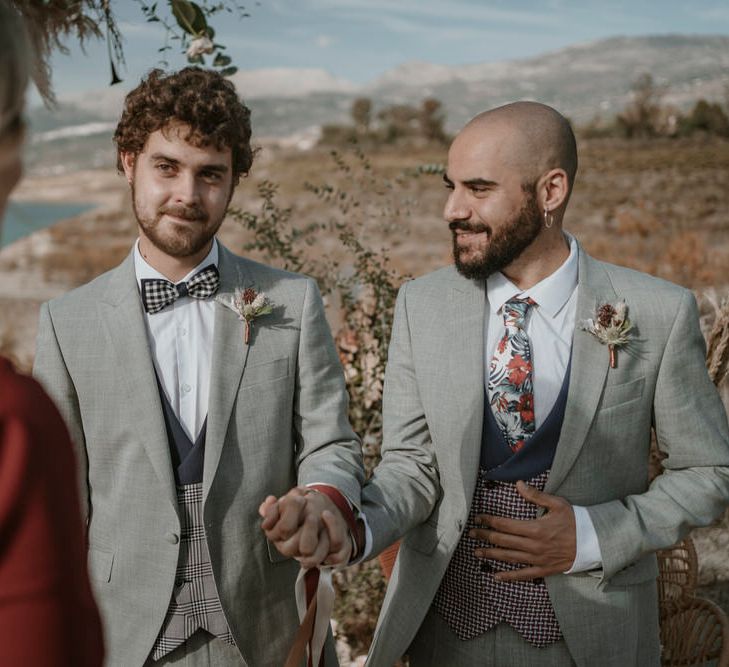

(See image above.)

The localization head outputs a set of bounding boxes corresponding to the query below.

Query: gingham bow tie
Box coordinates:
[140,264,220,314]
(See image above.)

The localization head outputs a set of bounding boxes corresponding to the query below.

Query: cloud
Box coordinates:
[315,34,335,48]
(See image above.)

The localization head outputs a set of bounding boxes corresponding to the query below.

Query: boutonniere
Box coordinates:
[580,300,633,368]
[217,287,273,344]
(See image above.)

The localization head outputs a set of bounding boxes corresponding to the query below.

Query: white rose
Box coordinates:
[186,36,214,58]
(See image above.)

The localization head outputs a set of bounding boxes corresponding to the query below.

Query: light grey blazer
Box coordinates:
[362,244,729,667]
[34,243,363,667]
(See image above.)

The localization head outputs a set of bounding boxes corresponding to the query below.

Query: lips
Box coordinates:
[449,221,489,235]
[159,207,207,224]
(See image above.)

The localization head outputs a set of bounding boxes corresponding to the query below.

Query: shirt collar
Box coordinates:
[486,233,578,319]
[133,238,219,290]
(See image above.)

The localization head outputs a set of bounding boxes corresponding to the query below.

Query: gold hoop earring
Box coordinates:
[544,208,553,229]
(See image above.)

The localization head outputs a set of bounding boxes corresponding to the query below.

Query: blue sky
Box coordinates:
[42,0,729,99]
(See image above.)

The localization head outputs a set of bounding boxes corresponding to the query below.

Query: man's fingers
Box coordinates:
[321,509,347,552]
[515,480,561,509]
[266,493,306,541]
[475,514,539,539]
[469,528,539,553]
[297,513,322,557]
[298,530,330,569]
[494,565,547,582]
[476,547,535,565]
[322,510,352,565]
[259,496,279,529]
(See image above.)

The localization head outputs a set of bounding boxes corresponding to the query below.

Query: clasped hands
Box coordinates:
[259,487,352,569]
[259,480,576,580]
[469,480,577,581]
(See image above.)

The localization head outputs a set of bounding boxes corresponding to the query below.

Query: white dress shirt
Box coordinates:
[485,234,601,573]
[134,239,218,443]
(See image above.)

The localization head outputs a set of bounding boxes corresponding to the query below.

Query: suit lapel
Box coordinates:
[546,247,615,493]
[98,253,178,509]
[448,274,486,514]
[203,245,252,499]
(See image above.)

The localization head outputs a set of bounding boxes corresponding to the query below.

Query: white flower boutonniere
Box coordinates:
[217,287,273,344]
[580,300,633,368]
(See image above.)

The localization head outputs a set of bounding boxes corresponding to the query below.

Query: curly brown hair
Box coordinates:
[114,67,253,179]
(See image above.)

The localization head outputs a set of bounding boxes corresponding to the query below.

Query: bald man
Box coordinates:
[355,102,729,666]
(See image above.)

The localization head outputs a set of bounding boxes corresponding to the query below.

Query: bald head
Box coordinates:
[459,101,578,193]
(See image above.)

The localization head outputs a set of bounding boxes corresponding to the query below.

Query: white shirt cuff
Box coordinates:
[564,505,602,573]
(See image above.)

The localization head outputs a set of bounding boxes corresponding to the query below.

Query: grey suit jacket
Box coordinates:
[34,242,363,667]
[362,244,729,667]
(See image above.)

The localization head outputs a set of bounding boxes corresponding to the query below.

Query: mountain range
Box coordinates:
[25,35,729,174]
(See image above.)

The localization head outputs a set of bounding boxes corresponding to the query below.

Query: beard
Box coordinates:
[131,183,228,259]
[451,188,542,281]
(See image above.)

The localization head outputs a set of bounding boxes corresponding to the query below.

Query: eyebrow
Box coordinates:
[463,178,498,188]
[443,174,498,188]
[150,152,229,173]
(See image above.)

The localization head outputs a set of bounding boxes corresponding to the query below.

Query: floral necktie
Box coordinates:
[487,297,536,452]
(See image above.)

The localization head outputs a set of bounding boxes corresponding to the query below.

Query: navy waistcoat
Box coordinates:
[156,376,207,485]
[480,359,571,481]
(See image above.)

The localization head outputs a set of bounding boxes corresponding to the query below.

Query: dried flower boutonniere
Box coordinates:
[580,300,633,368]
[217,287,273,344]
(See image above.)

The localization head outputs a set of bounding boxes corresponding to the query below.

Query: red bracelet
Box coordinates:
[306,484,364,559]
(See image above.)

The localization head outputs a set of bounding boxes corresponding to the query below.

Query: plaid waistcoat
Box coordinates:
[150,384,235,661]
[151,484,236,661]
[433,364,571,647]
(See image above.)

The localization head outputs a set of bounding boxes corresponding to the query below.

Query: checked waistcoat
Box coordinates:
[433,355,571,647]
[150,383,236,661]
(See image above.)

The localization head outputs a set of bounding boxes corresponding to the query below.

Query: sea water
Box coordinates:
[1,200,93,248]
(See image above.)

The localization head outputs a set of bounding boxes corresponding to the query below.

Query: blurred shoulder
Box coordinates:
[0,357,58,424]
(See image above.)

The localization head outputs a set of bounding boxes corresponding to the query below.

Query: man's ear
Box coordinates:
[120,152,135,184]
[539,168,569,212]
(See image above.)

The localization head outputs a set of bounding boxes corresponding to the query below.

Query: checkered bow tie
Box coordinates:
[140,264,220,314]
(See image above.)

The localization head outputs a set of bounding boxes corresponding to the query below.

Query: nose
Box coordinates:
[443,188,470,223]
[173,171,201,205]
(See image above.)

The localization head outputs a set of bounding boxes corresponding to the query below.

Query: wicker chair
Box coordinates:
[657,538,729,667]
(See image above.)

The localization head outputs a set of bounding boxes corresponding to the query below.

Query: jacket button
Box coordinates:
[165,532,180,544]
[457,520,464,532]
[480,561,492,573]
[174,577,185,588]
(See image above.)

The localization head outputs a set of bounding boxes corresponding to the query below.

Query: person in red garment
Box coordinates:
[0,3,104,665]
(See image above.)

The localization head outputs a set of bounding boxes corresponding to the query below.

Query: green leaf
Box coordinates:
[205,26,215,39]
[220,66,238,77]
[187,54,204,64]
[213,53,231,67]
[171,0,208,35]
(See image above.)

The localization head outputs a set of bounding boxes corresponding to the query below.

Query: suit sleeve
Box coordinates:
[33,302,90,522]
[361,282,441,557]
[587,290,729,580]
[293,279,365,507]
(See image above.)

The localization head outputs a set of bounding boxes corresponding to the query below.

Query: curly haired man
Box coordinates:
[34,67,363,667]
